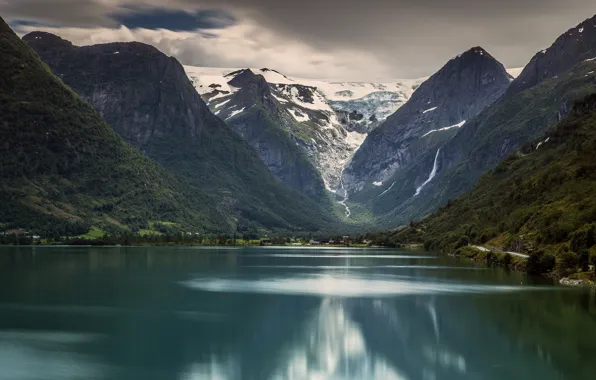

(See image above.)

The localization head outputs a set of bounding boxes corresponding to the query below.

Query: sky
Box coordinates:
[2,0,596,81]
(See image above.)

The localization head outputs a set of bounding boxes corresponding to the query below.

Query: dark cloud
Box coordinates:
[112,8,235,31]
[2,0,596,78]
[0,0,115,27]
[191,0,596,76]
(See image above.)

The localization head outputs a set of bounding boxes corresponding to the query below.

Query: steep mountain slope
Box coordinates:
[23,31,336,232]
[377,94,596,277]
[343,47,513,196]
[0,17,226,235]
[185,66,425,194]
[508,16,596,96]
[370,15,596,227]
[189,67,328,200]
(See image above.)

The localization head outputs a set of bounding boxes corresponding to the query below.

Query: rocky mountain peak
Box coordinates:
[343,47,511,194]
[508,14,596,95]
[227,69,270,92]
[22,31,73,49]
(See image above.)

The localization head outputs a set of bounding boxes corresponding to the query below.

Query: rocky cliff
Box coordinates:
[343,47,512,195]
[508,15,596,96]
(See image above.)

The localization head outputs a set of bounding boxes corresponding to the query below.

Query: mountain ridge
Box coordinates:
[23,30,338,233]
[0,17,231,235]
[343,46,512,196]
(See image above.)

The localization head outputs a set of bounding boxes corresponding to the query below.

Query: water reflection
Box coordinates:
[182,273,538,297]
[0,247,594,380]
[0,331,107,380]
[269,298,407,380]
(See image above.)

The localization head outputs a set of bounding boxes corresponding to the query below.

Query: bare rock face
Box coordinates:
[209,69,328,200]
[25,33,213,152]
[343,47,512,194]
[508,15,596,96]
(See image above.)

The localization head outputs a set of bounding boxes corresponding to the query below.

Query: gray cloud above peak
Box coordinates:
[2,0,596,79]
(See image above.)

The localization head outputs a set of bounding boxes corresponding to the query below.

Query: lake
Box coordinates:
[0,246,595,380]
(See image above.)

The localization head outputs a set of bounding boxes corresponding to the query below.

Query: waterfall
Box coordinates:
[338,173,351,218]
[415,148,441,196]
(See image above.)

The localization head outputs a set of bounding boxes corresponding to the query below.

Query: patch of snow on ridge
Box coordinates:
[226,107,245,120]
[183,65,426,102]
[585,57,596,62]
[423,106,438,114]
[346,131,367,150]
[373,181,383,187]
[288,109,310,122]
[272,94,288,103]
[214,99,231,109]
[536,137,550,150]
[421,121,466,138]
[284,86,333,112]
[257,68,295,85]
[379,182,396,197]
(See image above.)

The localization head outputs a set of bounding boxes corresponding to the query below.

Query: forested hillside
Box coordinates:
[375,94,596,277]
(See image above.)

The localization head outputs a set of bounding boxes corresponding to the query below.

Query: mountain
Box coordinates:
[369,15,596,228]
[22,31,337,233]
[186,67,328,201]
[375,93,596,277]
[508,16,596,96]
[0,17,228,236]
[185,66,425,197]
[343,47,513,197]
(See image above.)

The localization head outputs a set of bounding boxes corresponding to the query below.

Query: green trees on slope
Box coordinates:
[373,94,596,277]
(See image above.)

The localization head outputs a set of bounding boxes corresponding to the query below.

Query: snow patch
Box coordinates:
[215,99,231,109]
[226,107,246,120]
[183,65,426,102]
[421,120,466,138]
[535,137,550,150]
[288,108,310,122]
[272,94,288,103]
[277,85,333,112]
[373,181,383,187]
[346,131,367,150]
[579,27,584,33]
[423,106,438,114]
[379,182,396,197]
[585,57,596,62]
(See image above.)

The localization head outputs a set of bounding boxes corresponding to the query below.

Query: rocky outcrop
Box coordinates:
[343,47,512,194]
[208,69,328,200]
[193,67,361,196]
[508,15,596,96]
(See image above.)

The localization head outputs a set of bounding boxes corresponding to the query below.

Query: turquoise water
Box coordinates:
[0,246,595,379]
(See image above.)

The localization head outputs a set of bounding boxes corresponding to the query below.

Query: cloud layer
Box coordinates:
[3,0,596,80]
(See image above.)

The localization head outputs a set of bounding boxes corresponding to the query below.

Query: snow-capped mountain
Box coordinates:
[344,47,513,196]
[185,65,425,194]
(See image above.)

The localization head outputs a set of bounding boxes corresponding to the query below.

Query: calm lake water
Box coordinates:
[0,246,595,380]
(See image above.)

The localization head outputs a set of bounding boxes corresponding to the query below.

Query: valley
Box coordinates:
[3,4,596,380]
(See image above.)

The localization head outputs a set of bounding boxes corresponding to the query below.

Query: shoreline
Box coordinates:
[453,245,596,288]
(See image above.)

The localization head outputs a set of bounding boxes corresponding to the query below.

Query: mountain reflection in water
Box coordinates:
[0,246,594,380]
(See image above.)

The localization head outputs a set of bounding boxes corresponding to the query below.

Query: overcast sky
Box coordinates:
[2,0,596,80]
